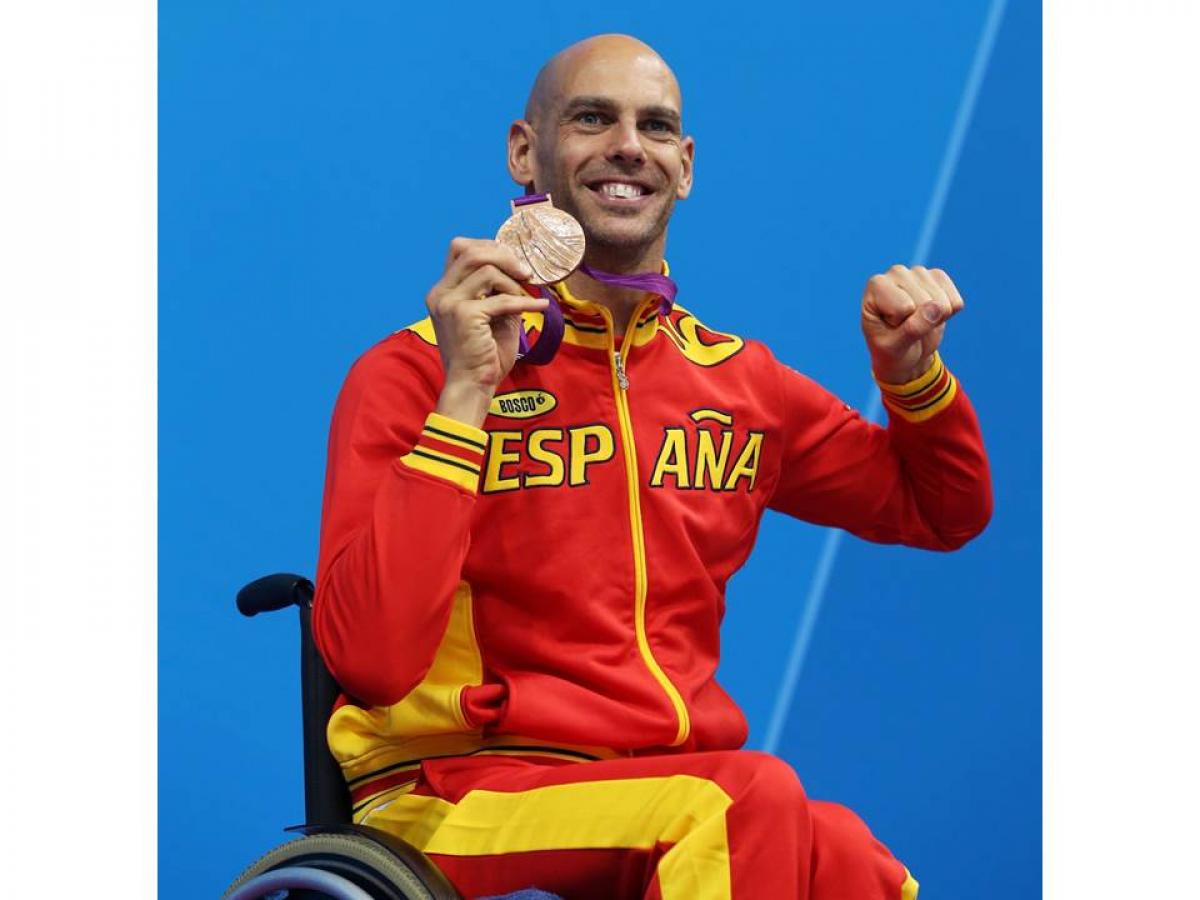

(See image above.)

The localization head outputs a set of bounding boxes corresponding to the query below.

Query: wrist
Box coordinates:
[874,352,959,423]
[435,379,494,430]
[872,353,936,387]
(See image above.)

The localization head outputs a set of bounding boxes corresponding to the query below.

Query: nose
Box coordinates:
[606,117,645,167]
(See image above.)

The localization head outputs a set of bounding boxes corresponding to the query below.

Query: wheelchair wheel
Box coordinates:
[223,829,460,900]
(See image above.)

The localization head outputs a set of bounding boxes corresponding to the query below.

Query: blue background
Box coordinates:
[161,1,1040,896]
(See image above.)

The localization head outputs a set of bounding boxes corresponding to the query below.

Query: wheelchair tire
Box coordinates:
[223,831,459,900]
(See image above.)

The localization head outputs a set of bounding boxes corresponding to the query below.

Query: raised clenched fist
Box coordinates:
[861,264,965,385]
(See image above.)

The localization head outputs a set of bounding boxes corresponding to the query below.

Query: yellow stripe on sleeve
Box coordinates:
[400,449,481,493]
[882,375,958,423]
[423,412,488,453]
[411,444,481,474]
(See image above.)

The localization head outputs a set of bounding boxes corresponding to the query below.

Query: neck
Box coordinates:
[563,241,665,334]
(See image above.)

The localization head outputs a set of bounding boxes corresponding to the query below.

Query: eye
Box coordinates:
[641,118,677,137]
[575,111,608,126]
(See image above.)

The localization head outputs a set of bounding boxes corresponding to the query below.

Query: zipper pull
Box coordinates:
[613,350,630,390]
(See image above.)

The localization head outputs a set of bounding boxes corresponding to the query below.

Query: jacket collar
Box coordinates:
[549,260,671,351]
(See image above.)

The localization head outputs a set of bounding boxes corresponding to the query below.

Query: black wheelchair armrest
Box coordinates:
[238,572,353,825]
[237,573,315,617]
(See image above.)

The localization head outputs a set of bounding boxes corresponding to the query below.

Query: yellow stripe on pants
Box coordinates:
[359,774,734,900]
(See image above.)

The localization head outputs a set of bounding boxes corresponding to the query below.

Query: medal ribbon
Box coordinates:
[518,271,677,364]
[577,264,677,315]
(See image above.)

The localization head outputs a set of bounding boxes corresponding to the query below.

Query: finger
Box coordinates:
[444,240,532,288]
[912,265,955,320]
[911,265,948,304]
[866,274,917,327]
[901,303,947,342]
[476,292,551,319]
[892,263,953,326]
[446,235,505,265]
[442,237,533,287]
[490,312,523,342]
[929,267,965,313]
[453,264,528,305]
[887,264,929,307]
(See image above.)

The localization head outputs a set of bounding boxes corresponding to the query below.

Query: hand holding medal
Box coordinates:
[425,233,550,429]
[428,193,681,426]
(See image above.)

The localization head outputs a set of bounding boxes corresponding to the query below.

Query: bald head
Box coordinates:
[524,34,682,127]
[507,33,694,266]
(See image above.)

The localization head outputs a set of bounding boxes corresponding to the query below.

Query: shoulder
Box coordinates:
[337,323,443,409]
[396,315,439,347]
[659,303,786,373]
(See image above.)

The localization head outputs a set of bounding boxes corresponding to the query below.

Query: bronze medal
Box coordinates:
[495,193,585,285]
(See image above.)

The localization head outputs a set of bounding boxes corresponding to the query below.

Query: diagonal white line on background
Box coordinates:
[761,0,1009,755]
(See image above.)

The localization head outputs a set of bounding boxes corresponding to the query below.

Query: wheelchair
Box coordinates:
[223,573,562,900]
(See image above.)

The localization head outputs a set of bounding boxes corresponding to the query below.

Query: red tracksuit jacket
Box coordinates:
[313,279,992,790]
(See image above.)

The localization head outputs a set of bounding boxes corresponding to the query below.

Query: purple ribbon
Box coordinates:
[518,269,677,365]
[517,289,564,365]
[578,264,677,316]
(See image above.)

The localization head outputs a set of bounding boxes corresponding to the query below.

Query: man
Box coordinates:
[313,34,991,899]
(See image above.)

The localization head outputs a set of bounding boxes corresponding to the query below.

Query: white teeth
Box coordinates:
[599,182,645,199]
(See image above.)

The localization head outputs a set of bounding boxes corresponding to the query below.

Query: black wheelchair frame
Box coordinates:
[224,573,462,900]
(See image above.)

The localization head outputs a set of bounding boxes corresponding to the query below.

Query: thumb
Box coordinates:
[901,302,946,341]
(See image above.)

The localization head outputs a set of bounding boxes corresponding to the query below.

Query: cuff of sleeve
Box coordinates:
[399,412,488,493]
[875,352,959,423]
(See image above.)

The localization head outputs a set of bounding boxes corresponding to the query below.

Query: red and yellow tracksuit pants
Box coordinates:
[355,748,918,899]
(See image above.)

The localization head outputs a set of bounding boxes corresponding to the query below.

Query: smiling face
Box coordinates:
[509,36,695,267]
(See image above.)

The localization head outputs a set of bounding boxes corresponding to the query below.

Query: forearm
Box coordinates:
[770,353,992,550]
[313,411,486,706]
[435,378,495,430]
[874,370,993,550]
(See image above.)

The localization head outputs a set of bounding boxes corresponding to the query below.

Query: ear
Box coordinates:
[508,120,538,189]
[675,135,695,200]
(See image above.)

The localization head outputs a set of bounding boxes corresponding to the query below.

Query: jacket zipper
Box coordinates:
[613,350,630,390]
[602,304,691,747]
